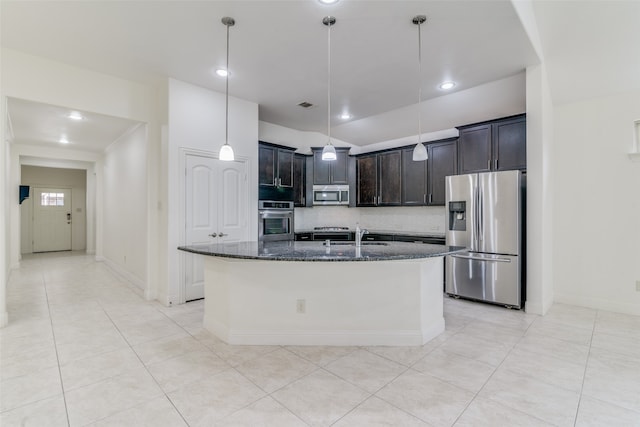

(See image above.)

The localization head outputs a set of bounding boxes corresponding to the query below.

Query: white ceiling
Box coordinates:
[3,1,638,152]
[6,98,142,152]
[1,0,539,151]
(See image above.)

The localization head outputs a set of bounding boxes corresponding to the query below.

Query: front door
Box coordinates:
[184,154,247,302]
[32,188,72,252]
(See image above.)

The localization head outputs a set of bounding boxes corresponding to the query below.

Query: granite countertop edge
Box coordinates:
[178,241,465,262]
[296,229,446,239]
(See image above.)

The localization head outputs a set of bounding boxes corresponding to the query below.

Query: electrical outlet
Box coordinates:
[296,299,306,314]
[636,280,640,292]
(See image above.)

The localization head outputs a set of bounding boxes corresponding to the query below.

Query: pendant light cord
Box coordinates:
[327,18,332,145]
[417,19,422,144]
[225,21,230,146]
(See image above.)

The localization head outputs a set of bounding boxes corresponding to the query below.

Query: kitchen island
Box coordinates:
[178,241,464,346]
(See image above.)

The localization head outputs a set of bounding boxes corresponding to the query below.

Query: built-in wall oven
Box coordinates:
[258,200,294,242]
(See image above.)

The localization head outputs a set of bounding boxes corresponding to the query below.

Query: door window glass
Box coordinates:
[41,192,65,206]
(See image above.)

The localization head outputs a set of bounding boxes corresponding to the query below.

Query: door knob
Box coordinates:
[209,233,218,238]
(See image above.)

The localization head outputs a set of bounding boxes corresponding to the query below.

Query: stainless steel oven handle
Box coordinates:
[451,254,511,263]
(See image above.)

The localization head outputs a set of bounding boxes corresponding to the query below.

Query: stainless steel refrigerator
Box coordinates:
[445,170,525,308]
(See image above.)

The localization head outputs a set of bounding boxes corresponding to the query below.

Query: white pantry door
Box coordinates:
[33,188,72,252]
[184,154,247,302]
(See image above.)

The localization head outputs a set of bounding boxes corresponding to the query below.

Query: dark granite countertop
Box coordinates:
[295,229,445,239]
[178,241,465,262]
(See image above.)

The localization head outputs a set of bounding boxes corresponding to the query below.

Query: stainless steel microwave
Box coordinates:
[312,185,349,206]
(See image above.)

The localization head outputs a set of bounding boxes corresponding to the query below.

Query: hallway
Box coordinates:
[1,252,639,426]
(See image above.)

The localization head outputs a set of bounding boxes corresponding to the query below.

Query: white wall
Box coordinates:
[552,90,640,315]
[20,165,87,253]
[1,48,159,313]
[523,64,555,315]
[102,124,148,289]
[0,40,8,326]
[258,121,354,154]
[164,79,258,306]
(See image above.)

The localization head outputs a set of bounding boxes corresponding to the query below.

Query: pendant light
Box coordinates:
[321,16,337,161]
[219,16,235,161]
[412,15,428,161]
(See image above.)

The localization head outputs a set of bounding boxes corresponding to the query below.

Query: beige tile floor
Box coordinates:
[1,252,639,426]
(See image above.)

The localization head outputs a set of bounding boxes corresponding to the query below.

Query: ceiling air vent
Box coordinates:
[297,101,314,108]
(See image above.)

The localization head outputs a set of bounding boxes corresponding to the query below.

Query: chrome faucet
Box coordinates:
[355,223,369,247]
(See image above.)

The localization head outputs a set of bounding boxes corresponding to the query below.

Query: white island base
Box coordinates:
[203,256,445,346]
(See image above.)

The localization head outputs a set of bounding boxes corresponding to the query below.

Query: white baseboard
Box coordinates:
[205,315,445,346]
[0,311,8,328]
[102,258,145,292]
[554,292,640,316]
[95,255,105,262]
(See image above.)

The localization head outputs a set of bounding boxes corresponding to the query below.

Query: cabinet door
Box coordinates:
[258,145,276,187]
[428,140,457,206]
[356,155,378,206]
[331,150,349,184]
[493,116,526,171]
[378,150,402,206]
[402,147,427,205]
[293,154,306,207]
[458,124,492,174]
[312,151,332,185]
[277,149,294,188]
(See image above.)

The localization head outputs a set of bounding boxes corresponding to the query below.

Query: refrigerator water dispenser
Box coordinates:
[448,201,466,231]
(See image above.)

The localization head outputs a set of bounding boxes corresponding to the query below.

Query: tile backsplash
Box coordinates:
[294,206,446,235]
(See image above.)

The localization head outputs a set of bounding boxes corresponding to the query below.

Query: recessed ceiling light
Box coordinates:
[216,68,228,77]
[68,111,83,120]
[59,137,70,144]
[318,0,340,4]
[340,113,351,120]
[439,81,456,90]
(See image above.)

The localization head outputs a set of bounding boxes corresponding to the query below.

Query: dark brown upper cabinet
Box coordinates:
[402,147,427,205]
[427,139,457,205]
[457,114,526,174]
[259,143,294,189]
[312,148,350,185]
[356,150,402,207]
[401,138,457,206]
[293,153,308,207]
[356,154,377,206]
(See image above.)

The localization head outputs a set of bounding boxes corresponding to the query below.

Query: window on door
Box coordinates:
[40,192,65,206]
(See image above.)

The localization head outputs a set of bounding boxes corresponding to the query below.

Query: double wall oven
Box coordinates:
[258,200,294,242]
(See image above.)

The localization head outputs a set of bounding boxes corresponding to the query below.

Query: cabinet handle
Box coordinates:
[487,159,491,170]
[423,194,426,204]
[429,194,433,204]
[209,233,218,238]
[495,159,498,170]
[218,232,227,237]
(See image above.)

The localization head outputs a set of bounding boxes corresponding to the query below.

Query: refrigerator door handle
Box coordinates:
[451,254,512,263]
[478,189,484,240]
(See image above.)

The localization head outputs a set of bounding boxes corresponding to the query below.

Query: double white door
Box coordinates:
[184,154,248,301]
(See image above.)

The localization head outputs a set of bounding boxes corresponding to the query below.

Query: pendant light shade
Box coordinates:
[412,15,428,162]
[219,16,235,162]
[321,143,337,161]
[321,16,337,161]
[412,140,428,161]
